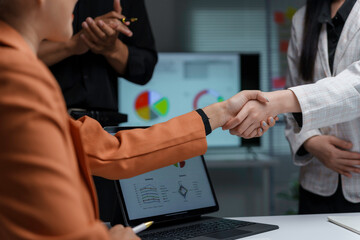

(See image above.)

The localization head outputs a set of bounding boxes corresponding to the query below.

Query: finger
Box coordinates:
[235,117,255,135]
[338,159,360,168]
[223,118,240,131]
[340,171,352,178]
[339,150,360,160]
[113,21,133,37]
[251,128,261,138]
[274,116,279,121]
[112,224,125,229]
[333,161,360,177]
[256,128,264,137]
[222,107,248,130]
[241,128,259,139]
[261,120,270,133]
[86,17,107,41]
[114,0,122,14]
[242,122,261,137]
[80,34,99,51]
[267,117,276,127]
[257,92,269,103]
[229,116,255,136]
[97,20,115,36]
[340,165,360,174]
[100,11,124,21]
[82,21,101,44]
[329,136,353,150]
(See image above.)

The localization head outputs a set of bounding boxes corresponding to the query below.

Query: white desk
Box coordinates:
[233,213,360,239]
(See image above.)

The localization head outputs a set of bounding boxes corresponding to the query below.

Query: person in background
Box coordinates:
[38,0,157,127]
[0,0,275,238]
[284,0,360,214]
[38,0,158,221]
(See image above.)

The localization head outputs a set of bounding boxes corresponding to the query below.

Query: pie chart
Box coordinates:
[193,89,224,109]
[135,91,169,121]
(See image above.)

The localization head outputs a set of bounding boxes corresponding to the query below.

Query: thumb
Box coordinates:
[330,136,353,150]
[242,90,269,103]
[114,0,122,14]
[256,92,269,103]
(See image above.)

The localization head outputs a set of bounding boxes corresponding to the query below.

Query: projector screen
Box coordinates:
[118,53,241,147]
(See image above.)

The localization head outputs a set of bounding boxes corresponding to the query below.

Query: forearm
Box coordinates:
[104,39,129,75]
[38,40,74,66]
[78,112,207,179]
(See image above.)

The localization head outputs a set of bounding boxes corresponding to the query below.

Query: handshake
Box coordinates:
[202,90,282,139]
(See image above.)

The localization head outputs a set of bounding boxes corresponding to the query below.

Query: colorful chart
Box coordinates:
[174,161,186,168]
[139,184,160,204]
[135,91,169,121]
[193,89,224,109]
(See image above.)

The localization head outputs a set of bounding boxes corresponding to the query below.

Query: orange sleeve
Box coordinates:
[76,111,208,179]
[0,55,109,239]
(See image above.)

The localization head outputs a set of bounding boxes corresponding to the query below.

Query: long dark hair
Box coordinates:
[299,0,332,82]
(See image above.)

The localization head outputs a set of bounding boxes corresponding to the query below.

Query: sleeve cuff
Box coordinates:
[290,129,321,166]
[196,109,212,136]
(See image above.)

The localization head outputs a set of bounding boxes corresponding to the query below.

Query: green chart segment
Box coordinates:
[135,91,169,121]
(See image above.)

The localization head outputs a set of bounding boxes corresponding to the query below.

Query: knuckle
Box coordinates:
[100,33,107,40]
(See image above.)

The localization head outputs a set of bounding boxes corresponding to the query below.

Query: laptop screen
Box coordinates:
[115,156,219,225]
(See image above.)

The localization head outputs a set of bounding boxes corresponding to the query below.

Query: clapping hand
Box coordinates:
[80,0,132,56]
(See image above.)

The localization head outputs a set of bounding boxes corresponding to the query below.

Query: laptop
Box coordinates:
[106,127,279,239]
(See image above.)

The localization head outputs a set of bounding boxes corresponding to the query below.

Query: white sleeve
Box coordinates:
[289,61,360,133]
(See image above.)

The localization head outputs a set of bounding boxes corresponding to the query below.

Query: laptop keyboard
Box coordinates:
[139,219,255,240]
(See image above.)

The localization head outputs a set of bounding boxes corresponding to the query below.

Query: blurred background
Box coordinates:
[118,0,307,217]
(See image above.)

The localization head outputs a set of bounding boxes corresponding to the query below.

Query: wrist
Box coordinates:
[64,39,77,56]
[104,39,128,59]
[303,136,318,153]
[265,90,301,115]
[202,101,229,130]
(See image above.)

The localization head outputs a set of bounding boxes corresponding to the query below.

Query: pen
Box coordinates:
[121,17,138,23]
[132,221,154,234]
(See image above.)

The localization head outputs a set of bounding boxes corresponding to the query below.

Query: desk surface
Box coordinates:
[233,213,360,239]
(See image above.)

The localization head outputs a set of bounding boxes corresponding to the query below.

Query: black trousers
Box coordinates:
[299,176,360,214]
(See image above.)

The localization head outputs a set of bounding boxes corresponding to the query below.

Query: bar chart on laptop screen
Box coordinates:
[118,53,241,147]
[119,157,216,220]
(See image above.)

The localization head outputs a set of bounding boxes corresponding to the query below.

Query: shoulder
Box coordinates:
[0,47,54,85]
[292,6,306,27]
[0,46,67,117]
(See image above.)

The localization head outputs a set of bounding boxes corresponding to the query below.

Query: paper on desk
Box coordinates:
[328,216,360,235]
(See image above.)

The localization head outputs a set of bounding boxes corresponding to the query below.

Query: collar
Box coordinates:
[0,20,37,58]
[318,0,356,24]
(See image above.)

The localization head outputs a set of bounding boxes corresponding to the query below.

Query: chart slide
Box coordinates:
[119,156,217,220]
[193,89,224,109]
[135,91,169,121]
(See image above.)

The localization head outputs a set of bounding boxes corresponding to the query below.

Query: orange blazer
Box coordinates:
[0,21,207,239]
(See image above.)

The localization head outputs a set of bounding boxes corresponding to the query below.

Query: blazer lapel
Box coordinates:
[318,24,332,77]
[333,0,360,73]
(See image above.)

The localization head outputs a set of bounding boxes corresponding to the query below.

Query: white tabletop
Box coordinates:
[232,213,360,240]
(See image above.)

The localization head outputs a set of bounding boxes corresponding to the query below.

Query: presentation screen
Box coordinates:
[118,53,241,147]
